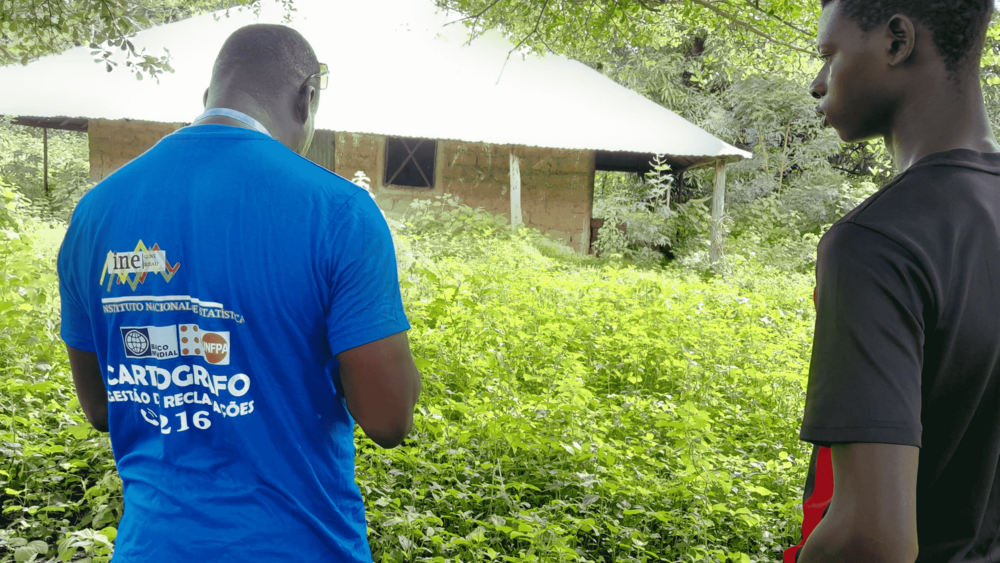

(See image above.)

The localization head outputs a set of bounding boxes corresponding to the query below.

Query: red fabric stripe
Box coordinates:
[784,446,834,562]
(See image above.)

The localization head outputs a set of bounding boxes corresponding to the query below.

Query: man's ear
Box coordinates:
[886,14,916,67]
[294,85,315,125]
[203,88,210,108]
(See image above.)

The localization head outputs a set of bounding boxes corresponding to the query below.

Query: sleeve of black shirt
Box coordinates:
[801,222,929,448]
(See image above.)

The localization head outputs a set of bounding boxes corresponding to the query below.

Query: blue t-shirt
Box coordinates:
[57,124,410,562]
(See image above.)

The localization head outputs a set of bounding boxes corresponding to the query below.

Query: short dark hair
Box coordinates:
[820,0,994,73]
[211,24,320,101]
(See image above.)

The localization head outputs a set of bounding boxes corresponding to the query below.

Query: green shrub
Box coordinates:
[0,177,121,563]
[591,157,716,264]
[0,121,93,224]
[3,197,813,563]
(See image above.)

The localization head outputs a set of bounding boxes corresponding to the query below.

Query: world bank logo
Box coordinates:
[120,326,179,360]
[123,329,150,356]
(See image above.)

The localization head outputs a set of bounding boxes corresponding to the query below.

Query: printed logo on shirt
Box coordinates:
[179,324,230,365]
[100,240,181,292]
[120,326,180,360]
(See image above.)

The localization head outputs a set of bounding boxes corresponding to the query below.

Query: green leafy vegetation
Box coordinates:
[0,122,93,223]
[5,0,1000,560]
[577,21,897,273]
[366,214,815,563]
[444,0,1000,275]
[0,176,122,563]
[0,0,291,79]
[1,188,815,562]
[434,0,820,72]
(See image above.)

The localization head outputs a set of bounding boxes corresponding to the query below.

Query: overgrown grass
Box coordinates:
[1,196,814,563]
[0,185,121,563]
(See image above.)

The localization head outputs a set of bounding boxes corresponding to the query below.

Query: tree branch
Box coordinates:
[443,0,506,26]
[0,44,15,63]
[832,165,867,176]
[635,0,664,12]
[740,0,811,37]
[496,0,550,84]
[689,0,814,55]
[595,0,631,48]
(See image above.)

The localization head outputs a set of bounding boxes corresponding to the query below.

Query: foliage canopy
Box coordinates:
[1,193,817,562]
[435,0,820,72]
[0,0,289,79]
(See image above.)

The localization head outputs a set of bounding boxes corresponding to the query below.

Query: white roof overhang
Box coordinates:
[0,0,750,168]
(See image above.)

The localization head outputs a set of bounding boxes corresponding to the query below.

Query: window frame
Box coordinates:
[383,136,438,189]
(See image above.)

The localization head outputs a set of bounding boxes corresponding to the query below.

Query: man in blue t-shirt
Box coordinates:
[58,24,421,561]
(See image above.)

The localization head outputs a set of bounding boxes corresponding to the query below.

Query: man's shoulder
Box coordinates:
[222,138,369,205]
[287,154,366,195]
[292,162,377,219]
[96,132,366,206]
[840,166,954,225]
[830,153,1000,255]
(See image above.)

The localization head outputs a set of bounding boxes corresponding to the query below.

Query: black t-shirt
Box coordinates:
[801,149,1000,563]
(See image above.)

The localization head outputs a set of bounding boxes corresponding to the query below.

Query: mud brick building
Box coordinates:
[0,0,749,254]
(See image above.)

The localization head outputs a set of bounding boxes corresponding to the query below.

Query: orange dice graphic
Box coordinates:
[179,324,231,366]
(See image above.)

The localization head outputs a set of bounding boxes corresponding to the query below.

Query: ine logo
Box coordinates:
[120,326,180,360]
[100,240,180,292]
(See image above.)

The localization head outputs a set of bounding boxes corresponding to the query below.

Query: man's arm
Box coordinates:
[66,346,109,433]
[797,442,919,563]
[337,331,421,449]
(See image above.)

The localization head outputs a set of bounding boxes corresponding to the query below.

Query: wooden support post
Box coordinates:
[709,160,727,265]
[509,151,522,228]
[43,127,49,196]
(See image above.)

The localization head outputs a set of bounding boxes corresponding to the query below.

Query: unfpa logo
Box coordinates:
[100,240,180,292]
[179,324,230,366]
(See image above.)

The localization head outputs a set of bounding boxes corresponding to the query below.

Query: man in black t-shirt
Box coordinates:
[786,2,1000,563]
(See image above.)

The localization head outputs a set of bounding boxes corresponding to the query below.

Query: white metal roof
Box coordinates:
[0,0,750,162]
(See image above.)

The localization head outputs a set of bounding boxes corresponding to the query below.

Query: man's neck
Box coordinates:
[201,94,275,137]
[885,75,1000,172]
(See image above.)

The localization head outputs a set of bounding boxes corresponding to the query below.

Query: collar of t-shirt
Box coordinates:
[906,148,1000,175]
[191,108,272,138]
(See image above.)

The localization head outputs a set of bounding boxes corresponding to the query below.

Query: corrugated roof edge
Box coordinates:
[320,128,751,161]
[5,114,752,165]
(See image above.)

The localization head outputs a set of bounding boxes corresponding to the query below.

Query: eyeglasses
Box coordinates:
[299,63,329,92]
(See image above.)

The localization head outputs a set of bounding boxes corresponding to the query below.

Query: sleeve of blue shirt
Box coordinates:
[325,191,411,357]
[57,216,97,353]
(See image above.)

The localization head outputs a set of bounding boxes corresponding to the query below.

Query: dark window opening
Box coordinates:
[385,137,436,188]
[595,151,658,174]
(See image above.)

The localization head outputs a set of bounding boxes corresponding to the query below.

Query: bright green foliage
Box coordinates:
[442,0,1000,274]
[362,225,814,562]
[0,178,122,561]
[435,0,817,71]
[1,1,998,559]
[0,121,93,223]
[436,0,1000,77]
[3,193,816,561]
[592,157,674,262]
[406,195,511,237]
[0,0,287,78]
[579,17,894,272]
[592,158,715,263]
[55,527,117,562]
